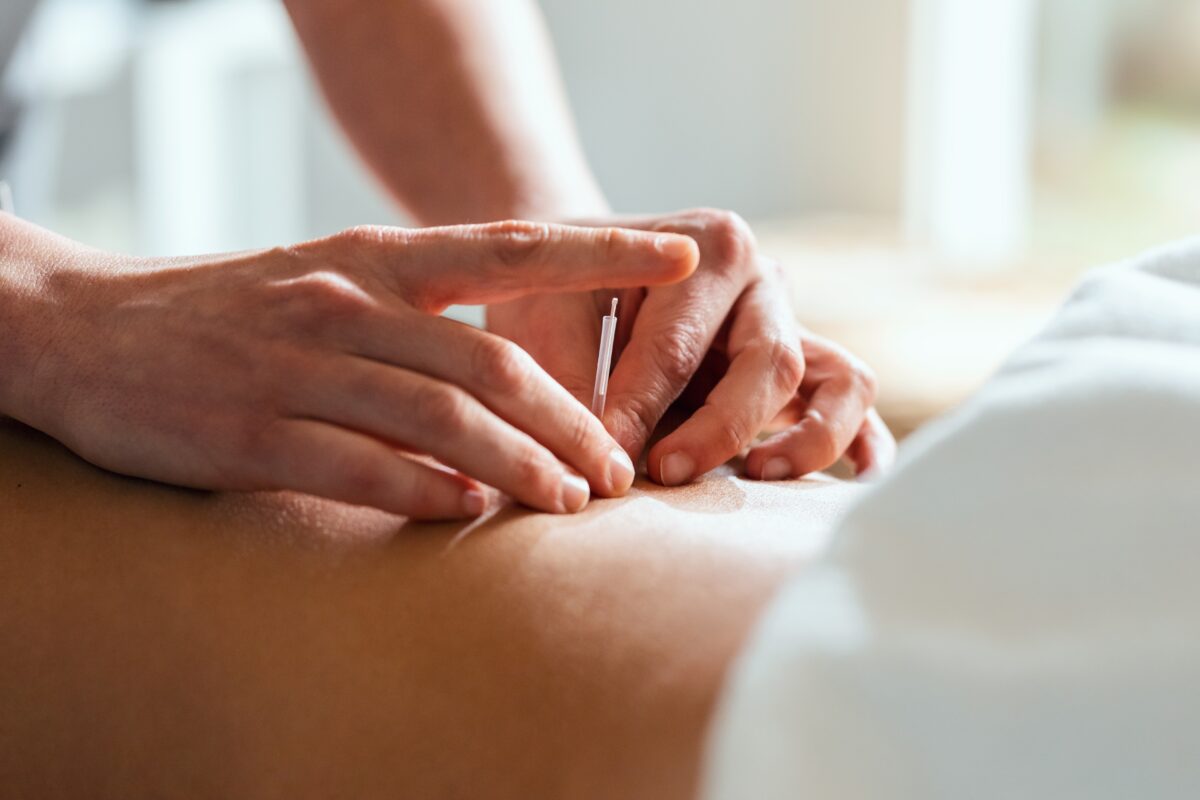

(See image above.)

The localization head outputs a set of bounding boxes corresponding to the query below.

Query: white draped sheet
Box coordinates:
[704,237,1200,799]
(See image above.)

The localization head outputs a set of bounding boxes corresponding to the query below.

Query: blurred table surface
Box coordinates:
[757,217,1079,438]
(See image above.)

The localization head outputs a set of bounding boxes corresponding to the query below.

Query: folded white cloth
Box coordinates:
[703,238,1200,799]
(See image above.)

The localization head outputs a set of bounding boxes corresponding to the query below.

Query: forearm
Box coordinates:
[285,0,607,224]
[0,214,89,427]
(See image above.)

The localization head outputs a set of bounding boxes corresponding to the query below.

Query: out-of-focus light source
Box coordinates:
[905,0,1037,269]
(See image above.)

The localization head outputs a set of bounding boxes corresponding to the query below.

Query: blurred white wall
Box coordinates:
[539,0,910,219]
[1,0,913,258]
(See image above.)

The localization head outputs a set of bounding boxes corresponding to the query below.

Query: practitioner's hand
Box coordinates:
[1,218,698,517]
[487,209,896,485]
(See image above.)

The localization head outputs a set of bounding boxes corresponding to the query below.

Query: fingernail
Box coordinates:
[761,457,793,481]
[660,452,695,486]
[655,234,693,260]
[560,472,590,513]
[462,489,487,517]
[607,448,636,494]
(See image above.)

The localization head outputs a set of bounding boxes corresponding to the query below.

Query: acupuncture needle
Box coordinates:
[590,297,618,417]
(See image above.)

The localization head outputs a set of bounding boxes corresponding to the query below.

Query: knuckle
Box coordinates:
[593,225,623,259]
[338,224,389,247]
[713,412,753,456]
[563,406,597,453]
[652,323,707,389]
[281,271,375,327]
[618,391,661,444]
[471,336,531,395]
[485,219,551,266]
[759,337,805,393]
[409,380,471,436]
[510,447,560,500]
[696,209,756,268]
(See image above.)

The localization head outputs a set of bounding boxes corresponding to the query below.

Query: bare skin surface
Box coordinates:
[0,418,862,799]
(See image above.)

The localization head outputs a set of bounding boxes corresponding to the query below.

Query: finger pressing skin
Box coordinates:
[844,408,897,478]
[297,358,592,514]
[744,337,878,480]
[255,418,484,519]
[646,279,805,486]
[334,221,699,312]
[348,311,637,497]
[603,275,744,458]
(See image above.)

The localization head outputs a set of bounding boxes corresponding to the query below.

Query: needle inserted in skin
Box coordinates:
[590,298,618,417]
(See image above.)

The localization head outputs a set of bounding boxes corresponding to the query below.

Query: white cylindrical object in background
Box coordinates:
[905,0,1038,268]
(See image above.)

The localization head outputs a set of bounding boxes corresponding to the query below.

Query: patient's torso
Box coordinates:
[0,416,863,799]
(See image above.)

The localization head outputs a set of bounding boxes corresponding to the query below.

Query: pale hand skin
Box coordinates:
[287,0,897,484]
[490,209,897,485]
[0,213,699,518]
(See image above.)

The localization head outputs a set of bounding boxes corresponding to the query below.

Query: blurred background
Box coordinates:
[2,0,1198,434]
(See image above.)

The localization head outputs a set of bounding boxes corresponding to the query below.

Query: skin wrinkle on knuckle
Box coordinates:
[486,219,550,267]
[339,224,391,249]
[710,410,752,457]
[409,380,470,438]
[614,325,705,442]
[613,391,659,448]
[763,338,805,393]
[652,323,707,390]
[471,336,528,396]
[595,226,622,262]
[510,446,560,504]
[563,405,598,456]
[337,225,419,298]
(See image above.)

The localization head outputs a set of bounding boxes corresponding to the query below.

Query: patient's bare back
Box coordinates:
[0,418,861,799]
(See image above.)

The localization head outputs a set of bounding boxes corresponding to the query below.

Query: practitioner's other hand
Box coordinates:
[487,209,896,485]
[1,218,698,517]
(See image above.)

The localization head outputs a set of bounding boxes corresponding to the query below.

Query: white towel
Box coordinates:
[703,237,1200,799]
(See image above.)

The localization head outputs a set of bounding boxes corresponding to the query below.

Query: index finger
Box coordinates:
[344,221,700,312]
